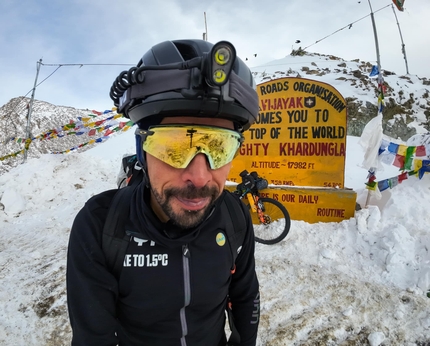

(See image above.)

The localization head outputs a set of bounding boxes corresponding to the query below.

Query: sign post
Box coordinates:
[228,77,357,223]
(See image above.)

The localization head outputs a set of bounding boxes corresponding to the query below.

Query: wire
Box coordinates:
[40,63,134,66]
[36,65,61,88]
[302,4,391,51]
[2,62,135,143]
[0,66,62,137]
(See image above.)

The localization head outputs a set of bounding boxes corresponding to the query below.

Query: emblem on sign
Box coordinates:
[304,97,316,108]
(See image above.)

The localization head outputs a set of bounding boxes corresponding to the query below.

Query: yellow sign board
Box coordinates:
[229,77,347,188]
[225,185,357,224]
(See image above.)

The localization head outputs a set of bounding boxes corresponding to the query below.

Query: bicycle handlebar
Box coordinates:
[236,170,268,194]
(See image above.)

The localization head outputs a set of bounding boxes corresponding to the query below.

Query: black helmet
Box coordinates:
[110,39,258,131]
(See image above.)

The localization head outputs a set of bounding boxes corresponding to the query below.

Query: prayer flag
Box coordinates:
[419,160,430,179]
[404,146,416,170]
[425,143,430,157]
[380,151,395,166]
[404,156,414,171]
[378,179,390,192]
[388,142,399,154]
[380,139,390,151]
[359,113,383,170]
[392,0,404,11]
[397,144,407,156]
[369,65,379,77]
[398,172,408,183]
[415,145,426,157]
[393,154,405,169]
[104,129,114,136]
[365,181,377,190]
[388,177,399,188]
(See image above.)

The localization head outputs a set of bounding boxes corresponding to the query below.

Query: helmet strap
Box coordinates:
[135,131,150,188]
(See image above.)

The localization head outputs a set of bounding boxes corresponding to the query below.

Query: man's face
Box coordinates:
[146,117,236,229]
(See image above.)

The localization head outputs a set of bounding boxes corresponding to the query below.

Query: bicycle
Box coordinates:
[233,170,291,244]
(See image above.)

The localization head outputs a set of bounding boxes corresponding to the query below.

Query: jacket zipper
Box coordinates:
[180,244,191,346]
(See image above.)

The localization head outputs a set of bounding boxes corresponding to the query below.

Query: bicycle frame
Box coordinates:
[246,191,257,212]
[239,189,267,224]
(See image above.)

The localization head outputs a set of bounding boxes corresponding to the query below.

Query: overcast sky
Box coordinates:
[1,0,429,112]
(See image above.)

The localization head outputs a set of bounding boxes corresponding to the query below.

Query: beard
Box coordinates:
[151,184,219,229]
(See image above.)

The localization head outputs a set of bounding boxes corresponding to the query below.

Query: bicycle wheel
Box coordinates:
[248,197,291,244]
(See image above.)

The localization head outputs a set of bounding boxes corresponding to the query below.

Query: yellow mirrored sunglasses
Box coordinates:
[142,125,243,169]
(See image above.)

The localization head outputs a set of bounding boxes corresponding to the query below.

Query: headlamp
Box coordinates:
[205,41,236,87]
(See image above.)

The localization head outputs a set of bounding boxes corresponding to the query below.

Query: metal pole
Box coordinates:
[391,3,409,74]
[204,12,208,41]
[365,0,382,208]
[367,0,382,72]
[23,58,42,163]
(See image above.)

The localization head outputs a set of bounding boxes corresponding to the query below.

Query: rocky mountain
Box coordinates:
[1,51,429,174]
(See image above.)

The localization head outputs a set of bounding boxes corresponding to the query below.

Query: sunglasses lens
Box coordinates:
[142,125,241,169]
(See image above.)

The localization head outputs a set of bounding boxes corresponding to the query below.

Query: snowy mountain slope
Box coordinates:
[0,129,429,345]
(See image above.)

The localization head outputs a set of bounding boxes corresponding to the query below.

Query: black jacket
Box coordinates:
[67,183,260,346]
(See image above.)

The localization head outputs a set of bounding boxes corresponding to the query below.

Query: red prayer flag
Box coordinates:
[398,172,408,183]
[415,145,426,157]
[88,129,96,136]
[392,0,404,11]
[393,154,405,169]
[104,129,114,136]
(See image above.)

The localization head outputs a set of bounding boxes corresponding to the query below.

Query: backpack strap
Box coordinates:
[221,191,247,346]
[102,186,135,279]
[222,191,247,269]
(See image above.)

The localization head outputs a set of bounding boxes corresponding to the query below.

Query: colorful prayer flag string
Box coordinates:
[0,110,132,160]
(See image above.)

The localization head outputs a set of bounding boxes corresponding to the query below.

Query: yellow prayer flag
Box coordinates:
[413,159,423,171]
[397,144,407,156]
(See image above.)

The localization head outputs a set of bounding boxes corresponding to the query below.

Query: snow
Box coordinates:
[0,127,429,345]
[1,53,430,345]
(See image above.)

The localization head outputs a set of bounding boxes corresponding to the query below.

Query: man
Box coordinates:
[67,39,260,346]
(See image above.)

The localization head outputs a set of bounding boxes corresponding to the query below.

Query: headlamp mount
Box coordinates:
[109,40,258,131]
[110,42,236,106]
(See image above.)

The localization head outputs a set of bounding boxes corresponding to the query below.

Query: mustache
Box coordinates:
[164,184,219,200]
